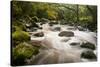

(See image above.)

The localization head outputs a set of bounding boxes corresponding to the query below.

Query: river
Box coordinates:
[28,22,97,64]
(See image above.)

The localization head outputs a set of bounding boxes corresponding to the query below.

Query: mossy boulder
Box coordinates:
[58,31,74,37]
[81,51,97,59]
[12,42,39,66]
[80,42,96,50]
[12,30,30,46]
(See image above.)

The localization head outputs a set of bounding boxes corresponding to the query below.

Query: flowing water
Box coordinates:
[29,23,97,64]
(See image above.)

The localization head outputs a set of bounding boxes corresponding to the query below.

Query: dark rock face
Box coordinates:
[70,42,79,46]
[58,31,74,37]
[81,51,97,59]
[34,32,44,37]
[80,42,95,50]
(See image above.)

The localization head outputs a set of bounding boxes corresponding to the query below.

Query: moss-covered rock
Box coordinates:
[81,51,97,59]
[80,42,95,50]
[12,30,30,46]
[12,42,39,66]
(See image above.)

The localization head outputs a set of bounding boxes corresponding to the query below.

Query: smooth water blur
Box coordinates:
[29,23,97,64]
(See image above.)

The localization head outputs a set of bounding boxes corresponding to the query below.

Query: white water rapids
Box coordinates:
[29,23,97,64]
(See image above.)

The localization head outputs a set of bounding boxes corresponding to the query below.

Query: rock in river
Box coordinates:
[70,42,80,46]
[58,31,74,37]
[52,27,61,31]
[33,32,44,37]
[81,50,97,59]
[80,42,96,50]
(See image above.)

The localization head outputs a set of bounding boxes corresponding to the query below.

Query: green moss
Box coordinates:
[12,30,30,46]
[12,20,27,31]
[12,42,39,66]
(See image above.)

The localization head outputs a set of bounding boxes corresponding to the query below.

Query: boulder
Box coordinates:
[70,42,80,46]
[58,31,74,37]
[33,32,44,37]
[80,42,95,50]
[81,50,97,59]
[54,27,61,31]
[51,27,61,31]
[31,28,37,32]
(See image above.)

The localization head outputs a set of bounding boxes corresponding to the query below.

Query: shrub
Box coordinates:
[12,21,27,31]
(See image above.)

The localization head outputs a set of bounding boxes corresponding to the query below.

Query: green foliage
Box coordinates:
[12,30,30,46]
[31,16,39,22]
[12,20,27,31]
[11,1,97,32]
[12,42,39,65]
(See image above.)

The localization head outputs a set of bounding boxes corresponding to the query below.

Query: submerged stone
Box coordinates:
[58,31,74,37]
